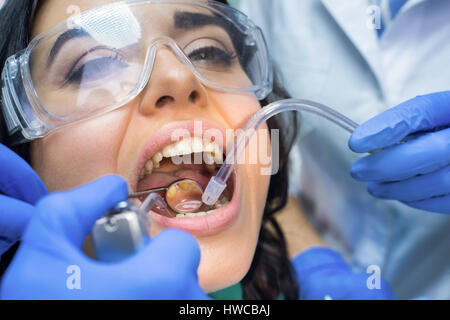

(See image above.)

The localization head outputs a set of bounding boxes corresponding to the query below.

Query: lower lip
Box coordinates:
[148,172,239,237]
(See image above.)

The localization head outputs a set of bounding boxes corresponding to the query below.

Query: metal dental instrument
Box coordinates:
[202,98,360,206]
[92,192,167,262]
[130,178,205,215]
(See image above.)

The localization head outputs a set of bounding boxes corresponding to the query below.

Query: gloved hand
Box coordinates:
[0,144,47,256]
[292,247,396,300]
[349,91,450,214]
[0,175,209,300]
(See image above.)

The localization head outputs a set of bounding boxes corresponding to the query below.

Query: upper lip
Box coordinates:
[130,119,227,194]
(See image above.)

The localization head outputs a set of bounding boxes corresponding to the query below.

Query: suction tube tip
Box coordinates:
[202,176,227,206]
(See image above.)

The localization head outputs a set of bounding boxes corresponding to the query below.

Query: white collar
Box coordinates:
[319,0,430,84]
[320,0,381,78]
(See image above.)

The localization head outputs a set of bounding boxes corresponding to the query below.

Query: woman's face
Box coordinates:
[30,0,270,293]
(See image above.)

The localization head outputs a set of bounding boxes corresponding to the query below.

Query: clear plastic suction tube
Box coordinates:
[202,99,359,206]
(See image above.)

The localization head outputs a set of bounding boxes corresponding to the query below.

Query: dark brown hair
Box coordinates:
[0,0,299,300]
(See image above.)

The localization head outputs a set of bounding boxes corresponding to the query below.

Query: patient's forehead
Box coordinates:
[33,0,119,37]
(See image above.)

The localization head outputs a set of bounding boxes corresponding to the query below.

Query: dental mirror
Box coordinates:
[129,179,204,215]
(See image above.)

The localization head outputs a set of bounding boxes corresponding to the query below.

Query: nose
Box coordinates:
[138,46,208,115]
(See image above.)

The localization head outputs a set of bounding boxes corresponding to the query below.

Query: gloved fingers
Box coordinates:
[127,229,204,299]
[351,128,450,182]
[0,144,47,204]
[350,91,450,153]
[0,195,35,250]
[130,229,201,274]
[33,175,128,248]
[368,166,450,202]
[403,196,450,214]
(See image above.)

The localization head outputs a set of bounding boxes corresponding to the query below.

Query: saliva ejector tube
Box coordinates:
[202,99,359,206]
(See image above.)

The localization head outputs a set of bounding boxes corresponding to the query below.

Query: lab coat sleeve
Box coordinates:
[291,247,396,300]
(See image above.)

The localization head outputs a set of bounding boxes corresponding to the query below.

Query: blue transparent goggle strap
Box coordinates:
[1,52,48,145]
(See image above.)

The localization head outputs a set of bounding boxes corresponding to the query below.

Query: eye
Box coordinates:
[187,45,237,68]
[64,52,129,86]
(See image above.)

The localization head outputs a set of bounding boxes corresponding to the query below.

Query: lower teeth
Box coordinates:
[176,197,230,218]
[176,211,210,218]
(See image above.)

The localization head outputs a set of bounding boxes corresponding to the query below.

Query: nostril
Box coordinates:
[154,91,200,108]
[189,91,200,103]
[155,96,174,108]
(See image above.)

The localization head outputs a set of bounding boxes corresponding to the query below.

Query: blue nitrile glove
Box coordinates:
[0,144,47,256]
[349,91,450,214]
[0,175,209,300]
[292,247,396,300]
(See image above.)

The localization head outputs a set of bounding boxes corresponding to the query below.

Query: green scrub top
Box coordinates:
[209,282,285,300]
[209,282,244,300]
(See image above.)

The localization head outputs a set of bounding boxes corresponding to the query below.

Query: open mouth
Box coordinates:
[136,136,234,217]
[132,121,240,236]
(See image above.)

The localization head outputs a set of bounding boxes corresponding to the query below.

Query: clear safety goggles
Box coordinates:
[1,0,272,144]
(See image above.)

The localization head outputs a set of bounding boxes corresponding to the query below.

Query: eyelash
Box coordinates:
[61,44,236,87]
[187,46,237,67]
[63,50,127,86]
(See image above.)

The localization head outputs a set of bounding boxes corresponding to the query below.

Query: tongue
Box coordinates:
[137,160,213,192]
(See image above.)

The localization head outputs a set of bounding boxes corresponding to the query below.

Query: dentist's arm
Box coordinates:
[0,144,47,256]
[0,175,209,300]
[350,91,450,214]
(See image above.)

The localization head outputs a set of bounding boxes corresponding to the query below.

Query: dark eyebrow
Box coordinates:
[46,12,239,67]
[174,11,233,31]
[173,11,248,62]
[47,28,89,67]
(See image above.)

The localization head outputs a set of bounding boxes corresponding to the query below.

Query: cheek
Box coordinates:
[196,94,271,292]
[209,92,262,129]
[31,109,130,191]
[196,169,270,293]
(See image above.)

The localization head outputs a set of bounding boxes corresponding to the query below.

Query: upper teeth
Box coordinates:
[140,137,224,179]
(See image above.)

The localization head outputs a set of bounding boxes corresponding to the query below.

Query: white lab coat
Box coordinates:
[237,0,450,299]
